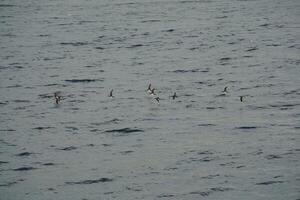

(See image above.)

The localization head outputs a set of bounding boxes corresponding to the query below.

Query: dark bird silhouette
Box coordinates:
[171,92,178,100]
[54,92,61,104]
[150,88,156,95]
[223,86,228,93]
[147,83,152,93]
[154,97,160,103]
[109,89,114,98]
[240,96,244,102]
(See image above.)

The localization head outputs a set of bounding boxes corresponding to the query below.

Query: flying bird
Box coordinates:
[109,89,114,98]
[147,83,152,93]
[54,92,61,104]
[240,96,244,102]
[171,92,178,100]
[150,88,156,96]
[154,97,160,103]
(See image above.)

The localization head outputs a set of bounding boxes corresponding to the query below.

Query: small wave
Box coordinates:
[197,150,215,155]
[84,65,95,68]
[269,102,300,109]
[285,58,300,65]
[33,126,54,130]
[189,191,211,196]
[163,167,178,171]
[65,79,103,83]
[38,34,50,37]
[189,47,201,51]
[0,181,18,187]
[195,81,205,84]
[0,161,8,165]
[206,107,216,110]
[185,104,195,108]
[253,83,276,89]
[210,187,233,192]
[216,15,228,19]
[219,57,231,61]
[15,152,35,157]
[215,93,227,97]
[255,180,284,185]
[65,126,79,131]
[220,161,236,166]
[249,149,263,155]
[0,4,15,7]
[185,156,218,163]
[43,56,66,61]
[162,29,175,32]
[42,163,55,166]
[288,44,300,49]
[266,43,281,47]
[77,20,96,25]
[91,118,121,126]
[6,84,22,88]
[141,19,160,23]
[200,174,220,179]
[126,184,143,192]
[120,150,134,155]
[283,88,300,95]
[245,47,258,52]
[179,0,211,4]
[126,44,144,49]
[172,68,208,73]
[265,154,281,160]
[235,126,258,129]
[0,101,9,105]
[58,23,74,26]
[13,167,37,171]
[60,42,89,46]
[259,23,270,27]
[42,83,67,87]
[58,146,77,151]
[65,178,113,185]
[47,188,55,191]
[157,194,175,198]
[248,64,261,68]
[12,100,30,103]
[90,129,100,132]
[0,129,15,131]
[189,187,233,197]
[104,128,144,134]
[102,143,113,147]
[198,123,216,127]
[38,93,59,99]
[95,46,105,50]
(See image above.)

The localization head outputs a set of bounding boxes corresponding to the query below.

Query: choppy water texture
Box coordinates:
[0,0,300,199]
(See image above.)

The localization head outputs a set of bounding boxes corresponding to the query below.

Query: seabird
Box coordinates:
[223,86,228,93]
[240,96,244,102]
[154,97,160,103]
[147,83,152,93]
[171,92,178,100]
[150,88,156,96]
[109,89,114,98]
[54,92,61,104]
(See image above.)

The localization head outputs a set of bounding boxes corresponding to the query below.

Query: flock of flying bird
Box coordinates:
[144,83,178,103]
[53,83,245,105]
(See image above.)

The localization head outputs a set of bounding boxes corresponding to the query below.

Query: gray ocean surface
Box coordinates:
[0,0,300,199]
